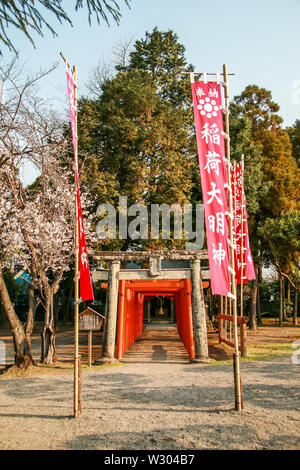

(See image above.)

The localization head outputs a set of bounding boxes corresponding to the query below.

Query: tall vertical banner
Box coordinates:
[66,68,94,302]
[232,164,256,284]
[191,81,231,296]
[66,70,79,184]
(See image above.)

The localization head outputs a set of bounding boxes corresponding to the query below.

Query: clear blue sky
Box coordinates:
[3,0,300,183]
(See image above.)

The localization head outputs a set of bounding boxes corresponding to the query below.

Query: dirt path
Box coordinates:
[0,326,299,450]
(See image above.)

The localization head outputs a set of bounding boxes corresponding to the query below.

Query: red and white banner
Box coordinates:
[66,70,79,183]
[66,68,94,302]
[232,164,255,284]
[191,81,231,296]
[76,188,94,301]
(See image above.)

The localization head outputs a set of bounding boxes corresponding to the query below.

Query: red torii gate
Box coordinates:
[116,279,196,359]
[92,250,210,363]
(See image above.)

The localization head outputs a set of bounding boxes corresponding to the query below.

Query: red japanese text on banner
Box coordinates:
[232,164,255,284]
[76,189,94,301]
[231,166,245,284]
[65,68,94,301]
[191,81,231,296]
[66,69,79,186]
[240,173,255,282]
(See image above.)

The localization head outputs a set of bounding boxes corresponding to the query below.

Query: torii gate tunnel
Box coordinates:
[92,250,211,363]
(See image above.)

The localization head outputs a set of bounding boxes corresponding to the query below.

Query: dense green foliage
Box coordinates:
[75,29,300,284]
[230,84,300,282]
[286,119,300,167]
[74,29,299,325]
[77,29,200,251]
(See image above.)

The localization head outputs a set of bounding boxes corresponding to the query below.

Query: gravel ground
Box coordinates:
[0,327,299,450]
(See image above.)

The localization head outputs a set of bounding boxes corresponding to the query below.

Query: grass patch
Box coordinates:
[81,361,126,371]
[258,317,298,327]
[206,341,295,366]
[0,360,125,379]
[242,342,294,362]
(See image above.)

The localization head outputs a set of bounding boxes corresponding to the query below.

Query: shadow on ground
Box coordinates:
[65,423,300,450]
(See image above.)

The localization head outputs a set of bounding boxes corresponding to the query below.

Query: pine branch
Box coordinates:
[0,0,131,55]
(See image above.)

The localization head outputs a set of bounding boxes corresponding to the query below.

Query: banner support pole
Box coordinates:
[73,64,80,418]
[240,154,245,317]
[60,53,80,418]
[223,64,242,411]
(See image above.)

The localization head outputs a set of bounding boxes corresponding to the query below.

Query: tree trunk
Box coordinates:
[294,290,298,326]
[53,293,59,324]
[282,277,288,321]
[0,269,33,368]
[25,285,36,362]
[257,283,262,326]
[286,282,291,318]
[66,283,74,323]
[249,265,258,330]
[0,303,6,328]
[279,277,284,326]
[257,264,262,326]
[41,292,57,365]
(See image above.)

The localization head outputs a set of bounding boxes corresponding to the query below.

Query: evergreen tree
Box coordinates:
[231,85,300,327]
[120,27,193,109]
[286,119,300,167]
[78,29,199,251]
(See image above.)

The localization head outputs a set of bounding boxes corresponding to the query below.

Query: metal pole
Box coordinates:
[223,64,242,411]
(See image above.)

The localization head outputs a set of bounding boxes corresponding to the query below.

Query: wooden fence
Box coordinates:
[217,314,248,357]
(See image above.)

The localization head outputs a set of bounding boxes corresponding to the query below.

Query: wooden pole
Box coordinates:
[78,355,82,414]
[279,276,284,326]
[294,290,298,326]
[240,321,247,357]
[190,258,209,361]
[60,54,81,417]
[233,353,243,409]
[88,330,92,367]
[73,64,81,418]
[223,64,242,411]
[240,154,245,317]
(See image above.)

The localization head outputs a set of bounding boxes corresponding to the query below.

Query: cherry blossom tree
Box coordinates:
[0,140,78,364]
[0,59,94,366]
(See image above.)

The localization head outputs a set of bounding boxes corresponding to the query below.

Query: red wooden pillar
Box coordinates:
[185,279,195,359]
[117,280,126,359]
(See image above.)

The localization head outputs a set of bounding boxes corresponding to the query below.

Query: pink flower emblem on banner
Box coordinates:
[191,81,231,297]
